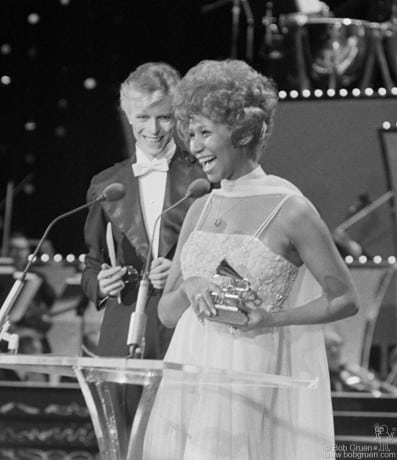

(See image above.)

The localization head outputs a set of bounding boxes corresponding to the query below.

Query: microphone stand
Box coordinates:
[1,181,14,257]
[335,191,394,233]
[1,173,34,256]
[0,195,107,353]
[127,194,192,358]
[333,190,396,257]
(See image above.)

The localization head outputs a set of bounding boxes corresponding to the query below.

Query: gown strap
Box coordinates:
[253,194,292,238]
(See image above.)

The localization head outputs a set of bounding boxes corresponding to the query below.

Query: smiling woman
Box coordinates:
[187,117,257,182]
[175,60,277,160]
[142,59,359,460]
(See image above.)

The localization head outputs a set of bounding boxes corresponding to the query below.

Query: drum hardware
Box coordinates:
[261,2,283,61]
[384,21,397,80]
[279,14,397,91]
[200,0,254,62]
[360,21,396,91]
[336,362,397,395]
[387,355,397,386]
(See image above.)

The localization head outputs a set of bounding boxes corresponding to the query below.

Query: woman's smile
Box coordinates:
[189,115,257,182]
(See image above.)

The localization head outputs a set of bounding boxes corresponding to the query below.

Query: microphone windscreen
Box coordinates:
[186,178,211,198]
[102,183,126,201]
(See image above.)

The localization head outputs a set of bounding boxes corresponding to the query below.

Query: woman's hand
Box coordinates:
[238,307,274,332]
[97,263,127,298]
[149,257,172,290]
[181,276,220,320]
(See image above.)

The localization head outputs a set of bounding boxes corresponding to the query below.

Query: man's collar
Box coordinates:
[135,138,176,164]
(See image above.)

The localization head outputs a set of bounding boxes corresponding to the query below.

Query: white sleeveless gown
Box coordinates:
[143,169,335,460]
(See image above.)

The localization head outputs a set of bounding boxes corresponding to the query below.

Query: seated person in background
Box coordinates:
[6,232,56,355]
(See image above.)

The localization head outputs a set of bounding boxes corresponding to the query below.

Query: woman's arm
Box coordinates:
[247,195,359,330]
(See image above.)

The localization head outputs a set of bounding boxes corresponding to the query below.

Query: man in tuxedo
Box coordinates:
[81,62,204,360]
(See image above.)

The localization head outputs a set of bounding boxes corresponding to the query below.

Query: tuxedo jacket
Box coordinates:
[81,147,205,357]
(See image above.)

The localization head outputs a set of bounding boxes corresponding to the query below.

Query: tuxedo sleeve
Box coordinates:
[81,183,110,309]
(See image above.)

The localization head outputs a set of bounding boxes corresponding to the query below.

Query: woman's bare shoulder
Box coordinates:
[279,194,328,239]
[283,194,320,222]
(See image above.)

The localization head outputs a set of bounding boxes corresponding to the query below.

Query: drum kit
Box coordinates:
[201,0,397,90]
[263,12,397,91]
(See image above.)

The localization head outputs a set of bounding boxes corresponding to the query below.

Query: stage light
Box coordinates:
[27,47,38,58]
[378,87,387,96]
[54,254,63,262]
[1,75,11,85]
[326,89,335,97]
[382,121,391,129]
[78,254,86,263]
[57,98,68,109]
[55,126,66,137]
[24,153,35,165]
[0,44,11,55]
[40,254,50,262]
[302,89,311,98]
[289,90,299,99]
[24,121,37,131]
[352,88,361,97]
[66,254,76,263]
[388,256,396,264]
[27,13,40,24]
[60,0,70,4]
[358,255,367,264]
[314,89,323,98]
[364,88,374,96]
[339,88,348,97]
[373,255,382,264]
[342,18,352,26]
[345,255,354,264]
[83,77,97,90]
[278,91,287,100]
[391,87,397,96]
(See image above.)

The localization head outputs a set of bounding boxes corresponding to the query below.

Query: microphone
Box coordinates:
[101,183,125,202]
[127,178,211,357]
[185,178,212,199]
[0,183,125,343]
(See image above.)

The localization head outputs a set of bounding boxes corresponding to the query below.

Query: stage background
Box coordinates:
[266,97,397,257]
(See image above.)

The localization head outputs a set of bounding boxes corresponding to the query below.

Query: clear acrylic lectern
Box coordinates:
[0,355,316,459]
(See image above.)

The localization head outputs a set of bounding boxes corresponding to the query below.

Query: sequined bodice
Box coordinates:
[181,230,298,310]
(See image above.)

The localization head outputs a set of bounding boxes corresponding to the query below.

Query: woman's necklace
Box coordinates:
[210,197,241,230]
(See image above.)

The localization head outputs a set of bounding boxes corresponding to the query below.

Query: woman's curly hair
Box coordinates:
[174,59,278,160]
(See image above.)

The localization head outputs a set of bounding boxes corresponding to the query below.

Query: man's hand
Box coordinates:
[97,263,127,298]
[149,257,172,290]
